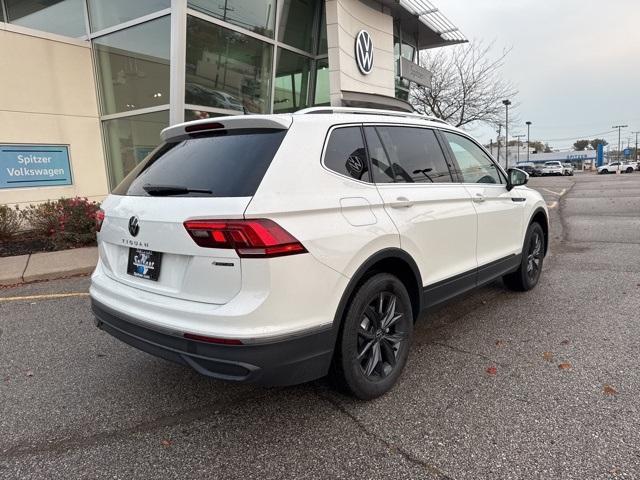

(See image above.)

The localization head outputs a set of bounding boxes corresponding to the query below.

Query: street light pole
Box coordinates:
[496,124,503,163]
[526,121,532,162]
[514,134,526,164]
[633,131,640,161]
[612,125,628,162]
[503,100,512,168]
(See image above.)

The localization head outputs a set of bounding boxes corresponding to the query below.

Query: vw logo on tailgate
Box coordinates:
[355,30,374,75]
[128,216,140,237]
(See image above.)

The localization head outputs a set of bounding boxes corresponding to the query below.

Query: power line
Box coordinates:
[612,125,629,162]
[540,129,616,142]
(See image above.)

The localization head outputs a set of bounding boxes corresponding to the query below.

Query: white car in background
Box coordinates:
[90,107,549,399]
[597,162,635,174]
[542,161,564,176]
[562,163,574,176]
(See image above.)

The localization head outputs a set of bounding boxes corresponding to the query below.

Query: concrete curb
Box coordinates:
[0,246,97,286]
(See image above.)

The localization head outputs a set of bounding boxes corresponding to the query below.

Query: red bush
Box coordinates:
[21,197,101,248]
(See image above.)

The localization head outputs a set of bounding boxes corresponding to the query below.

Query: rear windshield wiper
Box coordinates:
[142,184,213,196]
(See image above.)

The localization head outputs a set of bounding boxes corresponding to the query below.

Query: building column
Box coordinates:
[170,0,187,125]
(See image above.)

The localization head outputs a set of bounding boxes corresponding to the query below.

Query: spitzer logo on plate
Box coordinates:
[133,251,155,276]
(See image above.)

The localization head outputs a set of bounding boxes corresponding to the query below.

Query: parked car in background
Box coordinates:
[562,163,574,176]
[516,162,543,177]
[542,161,564,176]
[627,160,640,171]
[185,83,244,112]
[597,162,635,174]
[90,107,549,399]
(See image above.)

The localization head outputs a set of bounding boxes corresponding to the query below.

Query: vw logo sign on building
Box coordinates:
[355,30,374,75]
[128,216,140,237]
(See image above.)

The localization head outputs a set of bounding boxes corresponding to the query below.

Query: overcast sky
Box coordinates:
[435,0,640,151]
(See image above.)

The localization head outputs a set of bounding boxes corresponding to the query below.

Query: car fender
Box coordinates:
[331,248,423,328]
[525,201,549,255]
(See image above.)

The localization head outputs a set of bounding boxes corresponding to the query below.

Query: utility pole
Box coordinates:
[503,100,512,168]
[496,124,503,164]
[526,121,532,162]
[633,131,640,161]
[612,125,628,162]
[514,134,526,164]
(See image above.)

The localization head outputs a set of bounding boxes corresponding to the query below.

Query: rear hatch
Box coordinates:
[97,117,290,305]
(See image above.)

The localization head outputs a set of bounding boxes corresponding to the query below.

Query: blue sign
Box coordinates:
[0,145,72,189]
[624,148,631,157]
[597,144,604,166]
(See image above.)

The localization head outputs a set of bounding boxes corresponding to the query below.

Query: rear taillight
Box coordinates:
[183,219,307,258]
[96,209,105,232]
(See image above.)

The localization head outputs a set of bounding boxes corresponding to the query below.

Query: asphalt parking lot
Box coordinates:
[1,172,639,479]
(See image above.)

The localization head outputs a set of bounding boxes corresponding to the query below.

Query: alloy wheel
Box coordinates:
[526,231,543,281]
[356,292,407,380]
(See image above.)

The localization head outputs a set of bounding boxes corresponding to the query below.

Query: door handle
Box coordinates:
[390,196,414,208]
[473,193,485,203]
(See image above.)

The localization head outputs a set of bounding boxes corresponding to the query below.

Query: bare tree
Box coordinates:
[410,41,517,129]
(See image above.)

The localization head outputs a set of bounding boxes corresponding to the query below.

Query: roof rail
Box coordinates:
[295,107,448,124]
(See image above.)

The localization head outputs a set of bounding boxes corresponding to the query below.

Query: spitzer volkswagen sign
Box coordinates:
[355,30,374,75]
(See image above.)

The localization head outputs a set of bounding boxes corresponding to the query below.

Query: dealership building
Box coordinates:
[0,0,465,206]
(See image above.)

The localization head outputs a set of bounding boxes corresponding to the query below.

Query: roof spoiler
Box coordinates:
[161,115,292,142]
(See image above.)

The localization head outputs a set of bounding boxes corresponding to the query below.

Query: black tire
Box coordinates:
[503,222,545,292]
[601,169,608,174]
[330,273,413,400]
[626,167,633,174]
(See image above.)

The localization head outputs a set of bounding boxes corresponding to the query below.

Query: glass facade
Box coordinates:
[4,0,86,37]
[278,0,319,53]
[394,21,418,101]
[274,49,311,113]
[317,2,327,55]
[103,110,169,187]
[0,0,329,189]
[185,15,273,113]
[188,0,276,38]
[87,0,170,32]
[185,109,218,122]
[93,16,171,115]
[314,58,329,105]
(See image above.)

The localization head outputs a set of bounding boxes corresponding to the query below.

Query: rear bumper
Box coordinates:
[92,299,335,386]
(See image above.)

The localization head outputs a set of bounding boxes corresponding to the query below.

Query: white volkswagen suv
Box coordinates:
[91,107,548,399]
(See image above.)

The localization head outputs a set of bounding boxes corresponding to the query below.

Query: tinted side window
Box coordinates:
[363,127,394,183]
[443,132,503,184]
[375,126,452,183]
[324,127,369,181]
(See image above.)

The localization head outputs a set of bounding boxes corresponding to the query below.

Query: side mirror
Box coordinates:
[507,168,529,191]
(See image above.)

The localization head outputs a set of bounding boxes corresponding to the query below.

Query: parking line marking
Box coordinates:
[542,188,567,196]
[0,292,89,303]
[547,201,558,209]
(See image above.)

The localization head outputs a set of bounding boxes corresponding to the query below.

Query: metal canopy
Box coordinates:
[380,0,467,49]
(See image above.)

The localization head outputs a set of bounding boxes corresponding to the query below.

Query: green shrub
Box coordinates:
[0,204,22,241]
[21,197,101,248]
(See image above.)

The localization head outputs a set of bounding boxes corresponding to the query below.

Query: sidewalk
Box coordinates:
[0,246,97,286]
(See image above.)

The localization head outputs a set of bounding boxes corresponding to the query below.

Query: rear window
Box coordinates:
[113,129,287,197]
